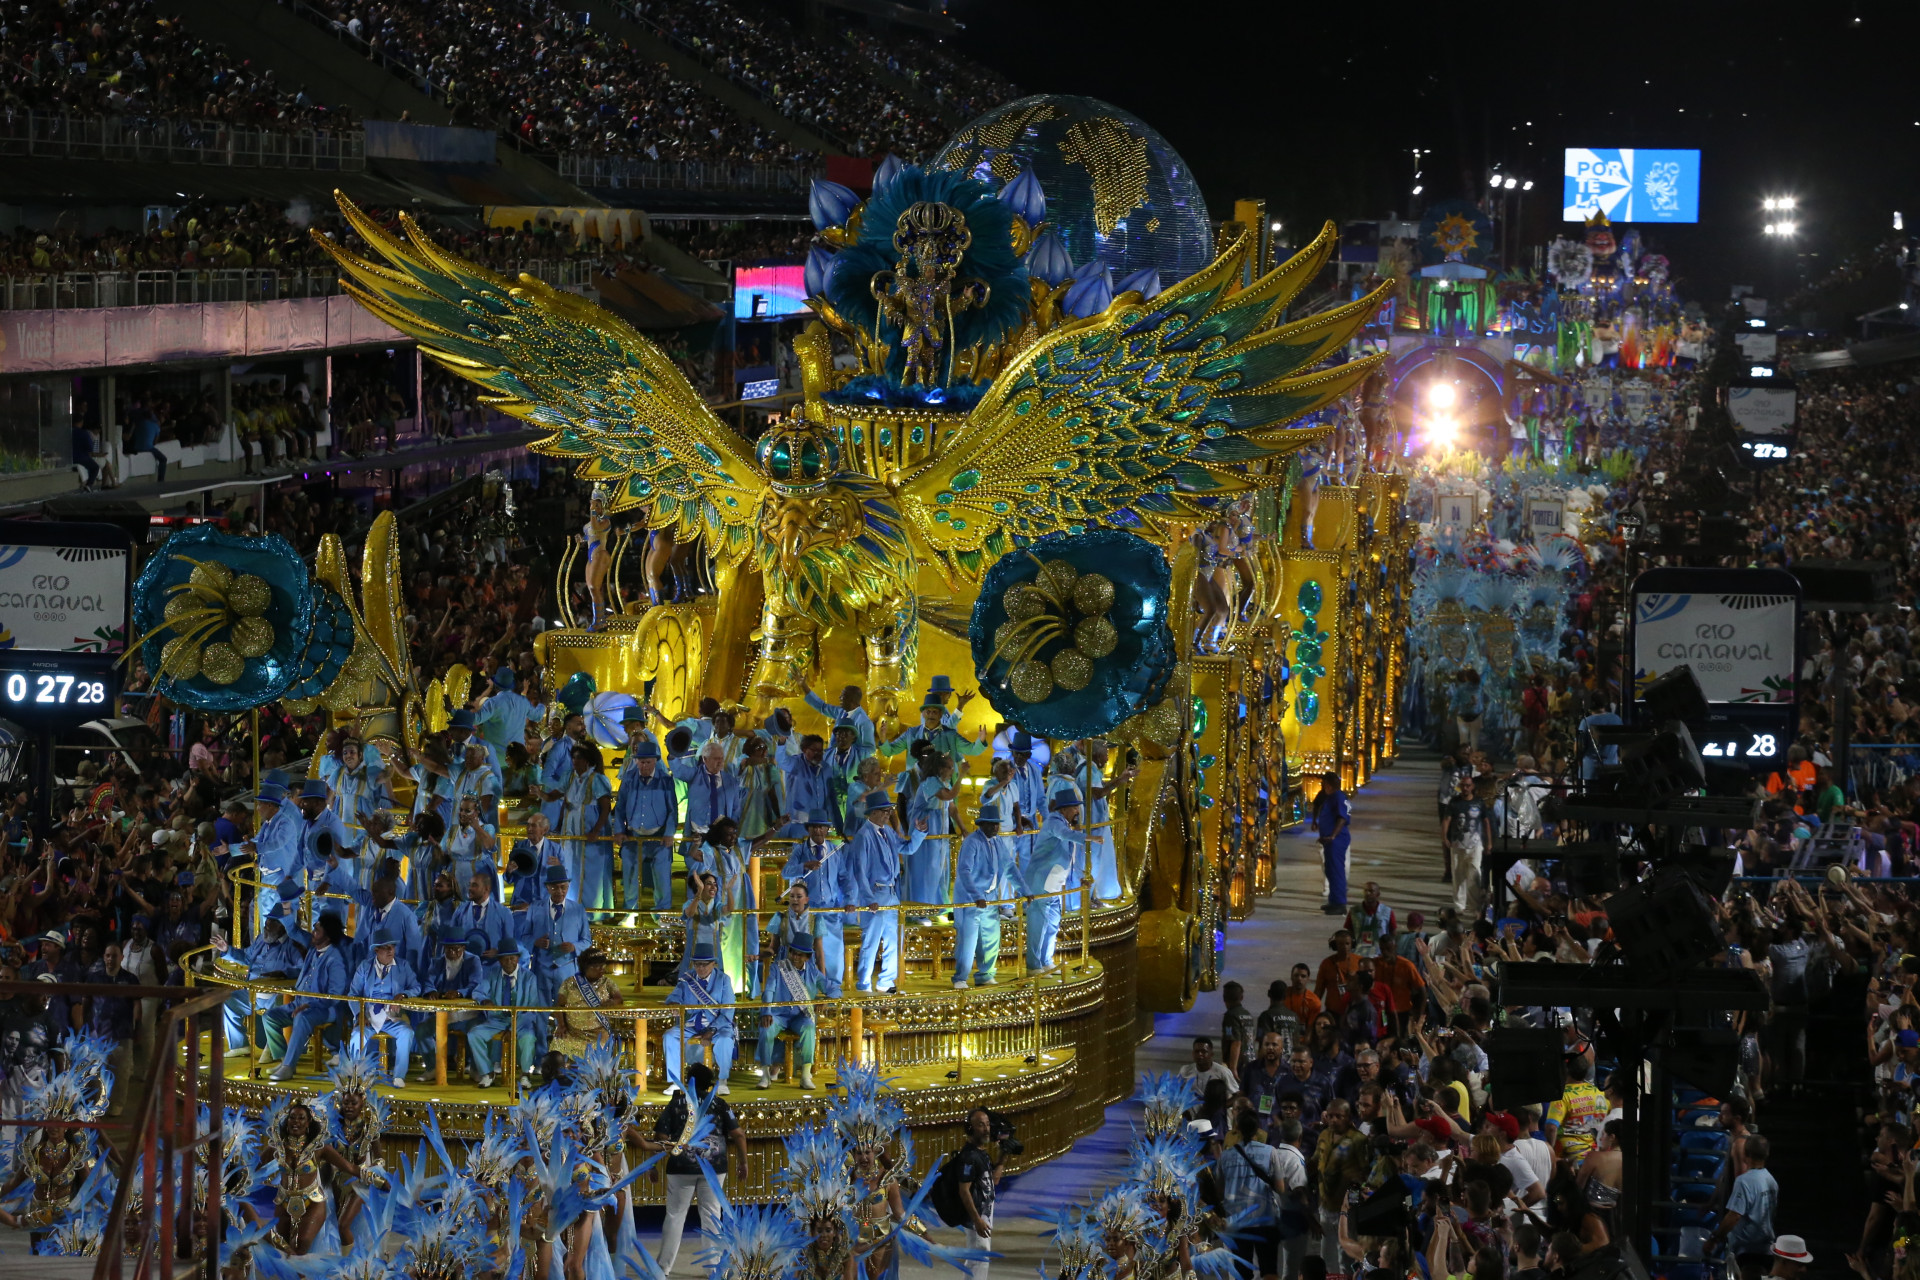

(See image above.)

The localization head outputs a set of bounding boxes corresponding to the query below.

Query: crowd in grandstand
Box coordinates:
[648,216,809,264]
[843,28,1017,127]
[0,0,1022,168]
[308,0,806,161]
[631,0,965,157]
[0,0,349,127]
[0,199,672,282]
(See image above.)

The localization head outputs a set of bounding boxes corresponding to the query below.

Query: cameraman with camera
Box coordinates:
[933,1107,1014,1280]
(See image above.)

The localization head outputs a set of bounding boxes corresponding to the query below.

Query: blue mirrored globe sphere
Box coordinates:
[930,94,1213,290]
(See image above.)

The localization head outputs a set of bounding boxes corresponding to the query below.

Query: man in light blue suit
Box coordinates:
[663,942,736,1094]
[472,666,534,756]
[951,808,1005,989]
[615,739,678,912]
[345,927,422,1087]
[520,864,591,1058]
[265,912,352,1081]
[213,904,306,1053]
[844,797,927,993]
[779,811,849,983]
[451,871,518,963]
[419,932,486,1082]
[469,944,541,1090]
[755,931,839,1091]
[1021,787,1092,974]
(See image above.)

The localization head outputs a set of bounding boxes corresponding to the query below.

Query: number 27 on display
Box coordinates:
[1701,734,1778,759]
[3,673,107,705]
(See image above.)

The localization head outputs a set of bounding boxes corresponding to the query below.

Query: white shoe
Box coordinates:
[269,1062,296,1082]
[476,1074,494,1089]
[952,980,969,990]
[756,1071,772,1090]
[715,1081,730,1096]
[392,1076,407,1089]
[978,977,998,986]
[799,1066,816,1090]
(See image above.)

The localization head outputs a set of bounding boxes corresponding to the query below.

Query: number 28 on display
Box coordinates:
[1701,734,1777,759]
[2,672,108,706]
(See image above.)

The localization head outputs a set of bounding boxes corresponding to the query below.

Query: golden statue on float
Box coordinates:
[315,183,1385,720]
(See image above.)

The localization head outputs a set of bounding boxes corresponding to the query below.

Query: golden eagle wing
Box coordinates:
[900,221,1388,579]
[314,194,762,559]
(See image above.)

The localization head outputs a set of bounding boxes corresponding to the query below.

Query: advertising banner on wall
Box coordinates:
[0,522,132,652]
[1632,590,1795,704]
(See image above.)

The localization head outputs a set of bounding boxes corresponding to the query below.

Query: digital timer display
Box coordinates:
[3,671,109,707]
[0,653,118,727]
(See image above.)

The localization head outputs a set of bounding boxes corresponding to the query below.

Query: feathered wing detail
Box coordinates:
[357,510,411,689]
[899,221,1389,580]
[313,193,765,558]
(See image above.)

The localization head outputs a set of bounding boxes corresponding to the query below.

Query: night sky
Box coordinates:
[946,1,1920,309]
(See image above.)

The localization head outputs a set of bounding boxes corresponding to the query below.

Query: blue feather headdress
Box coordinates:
[1133,1071,1200,1139]
[58,1029,115,1119]
[1125,1130,1206,1216]
[1088,1184,1156,1247]
[391,1176,496,1280]
[1523,533,1587,578]
[323,1043,391,1135]
[511,1089,568,1160]
[566,1038,640,1154]
[779,1124,855,1225]
[1038,1206,1106,1280]
[697,1202,809,1280]
[827,1059,905,1152]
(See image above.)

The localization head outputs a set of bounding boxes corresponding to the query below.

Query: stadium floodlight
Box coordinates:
[1412,185,1423,195]
[1427,382,1458,410]
[1522,180,1534,191]
[1762,198,1777,211]
[1489,174,1503,188]
[1504,177,1519,190]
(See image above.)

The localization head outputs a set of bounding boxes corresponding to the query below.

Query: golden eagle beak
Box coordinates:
[777,507,807,576]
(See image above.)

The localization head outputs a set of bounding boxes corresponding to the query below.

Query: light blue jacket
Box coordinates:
[846,819,926,907]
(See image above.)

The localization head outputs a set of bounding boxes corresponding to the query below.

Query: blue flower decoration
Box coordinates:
[1063,262,1114,318]
[1114,266,1163,300]
[969,530,1176,741]
[804,246,837,299]
[809,178,861,231]
[129,526,354,712]
[998,167,1046,225]
[1024,228,1073,287]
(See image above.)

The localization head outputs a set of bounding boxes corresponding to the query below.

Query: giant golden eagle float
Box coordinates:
[146,94,1412,1195]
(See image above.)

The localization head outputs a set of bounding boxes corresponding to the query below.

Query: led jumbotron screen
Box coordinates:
[733,264,808,320]
[1562,148,1700,223]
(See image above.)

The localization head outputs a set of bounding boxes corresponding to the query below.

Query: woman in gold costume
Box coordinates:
[258,1101,361,1254]
[552,948,625,1058]
[0,1123,89,1235]
[319,1047,390,1251]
